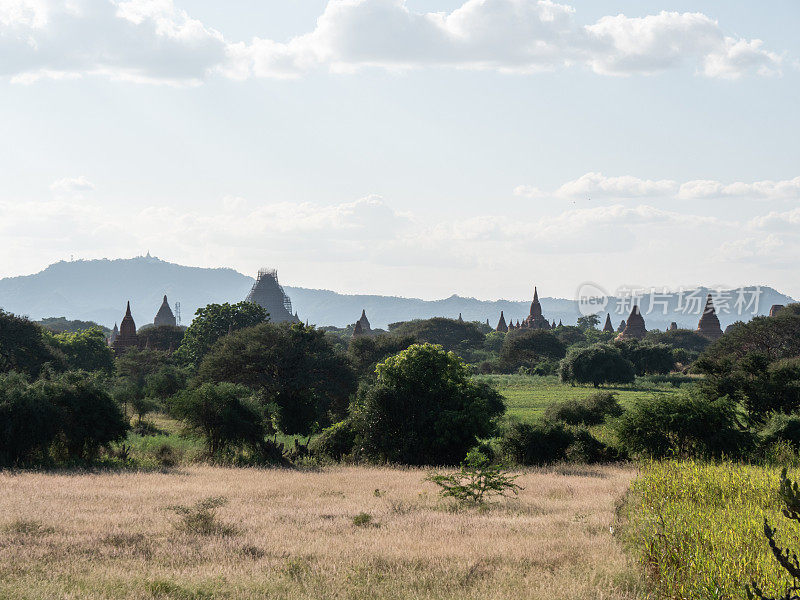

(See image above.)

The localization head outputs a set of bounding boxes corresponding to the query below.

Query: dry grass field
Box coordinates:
[0,464,643,600]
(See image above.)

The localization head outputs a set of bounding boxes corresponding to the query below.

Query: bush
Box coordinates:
[169,383,267,457]
[0,372,59,466]
[559,344,635,387]
[427,449,521,506]
[543,391,622,426]
[43,371,129,461]
[615,340,676,376]
[500,330,566,370]
[500,421,574,466]
[167,496,237,536]
[614,391,750,459]
[564,428,622,463]
[757,412,800,451]
[309,419,357,460]
[353,343,505,465]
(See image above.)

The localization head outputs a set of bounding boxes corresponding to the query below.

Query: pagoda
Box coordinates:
[696,294,723,341]
[153,295,176,327]
[352,310,372,337]
[520,287,551,330]
[245,269,300,323]
[616,306,646,340]
[112,302,139,354]
[603,313,614,333]
[496,311,508,332]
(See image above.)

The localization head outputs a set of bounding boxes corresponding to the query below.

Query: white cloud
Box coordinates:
[49,175,95,193]
[584,11,781,79]
[0,0,784,83]
[554,172,678,198]
[749,207,800,231]
[515,172,800,201]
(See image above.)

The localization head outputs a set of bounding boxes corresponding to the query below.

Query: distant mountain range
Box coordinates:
[0,255,794,331]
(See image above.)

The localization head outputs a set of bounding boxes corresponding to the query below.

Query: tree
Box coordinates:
[137,325,186,352]
[614,391,749,459]
[196,323,357,435]
[500,329,566,369]
[387,318,486,354]
[577,314,601,331]
[0,372,59,466]
[0,310,59,377]
[554,326,586,347]
[353,343,505,465]
[169,383,266,456]
[48,328,114,373]
[175,302,269,367]
[41,371,129,461]
[559,344,636,387]
[347,333,416,378]
[614,340,675,375]
[427,449,521,505]
[694,307,800,423]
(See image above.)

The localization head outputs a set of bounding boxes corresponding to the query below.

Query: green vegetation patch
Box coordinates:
[622,460,800,599]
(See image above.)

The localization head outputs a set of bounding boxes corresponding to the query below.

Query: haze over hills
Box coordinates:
[0,256,794,331]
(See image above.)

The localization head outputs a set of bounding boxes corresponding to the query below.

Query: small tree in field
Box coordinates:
[427,449,521,506]
[559,344,635,387]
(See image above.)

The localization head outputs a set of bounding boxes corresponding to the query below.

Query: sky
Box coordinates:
[1,0,798,302]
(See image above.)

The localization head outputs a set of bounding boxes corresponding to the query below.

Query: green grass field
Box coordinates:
[475,374,690,423]
[622,460,800,600]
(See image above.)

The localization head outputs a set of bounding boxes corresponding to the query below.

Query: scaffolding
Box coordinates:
[245,268,296,321]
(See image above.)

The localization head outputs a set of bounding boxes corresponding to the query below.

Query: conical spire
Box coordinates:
[125,301,131,317]
[496,311,508,332]
[616,306,646,340]
[697,294,723,341]
[530,287,542,319]
[603,313,614,333]
[458,313,463,322]
[154,294,176,327]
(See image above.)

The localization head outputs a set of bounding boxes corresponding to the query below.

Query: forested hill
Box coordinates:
[0,256,794,330]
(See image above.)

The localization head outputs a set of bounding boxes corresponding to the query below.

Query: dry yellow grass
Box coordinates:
[0,464,643,600]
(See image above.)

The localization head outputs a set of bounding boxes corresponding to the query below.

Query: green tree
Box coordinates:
[347,333,416,378]
[500,329,566,369]
[614,339,676,375]
[176,302,269,367]
[169,383,267,457]
[48,328,114,373]
[387,318,486,354]
[577,314,601,331]
[0,310,59,377]
[427,449,521,505]
[137,325,186,352]
[42,371,129,461]
[196,323,357,435]
[353,343,505,465]
[0,372,59,466]
[558,344,635,387]
[614,391,749,459]
[554,325,587,347]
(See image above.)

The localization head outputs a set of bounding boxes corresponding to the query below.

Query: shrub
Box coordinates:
[427,449,521,506]
[614,391,751,459]
[565,428,622,463]
[167,496,237,536]
[169,383,266,457]
[353,344,505,465]
[42,371,128,461]
[757,412,800,451]
[352,512,374,527]
[559,344,635,387]
[500,330,566,369]
[0,372,59,466]
[543,391,622,426]
[500,421,574,466]
[309,419,356,460]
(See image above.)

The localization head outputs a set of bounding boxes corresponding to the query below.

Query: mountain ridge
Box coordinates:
[0,256,794,331]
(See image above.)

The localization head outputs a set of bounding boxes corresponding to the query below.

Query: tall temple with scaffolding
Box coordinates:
[245,269,301,323]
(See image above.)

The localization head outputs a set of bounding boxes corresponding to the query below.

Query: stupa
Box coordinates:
[603,313,614,333]
[154,295,176,327]
[496,311,508,332]
[616,306,646,340]
[520,287,551,329]
[696,294,723,341]
[112,302,139,354]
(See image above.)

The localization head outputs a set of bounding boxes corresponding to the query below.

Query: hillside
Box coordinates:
[0,256,794,330]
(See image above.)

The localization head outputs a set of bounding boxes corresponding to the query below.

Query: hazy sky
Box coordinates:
[1,0,798,301]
